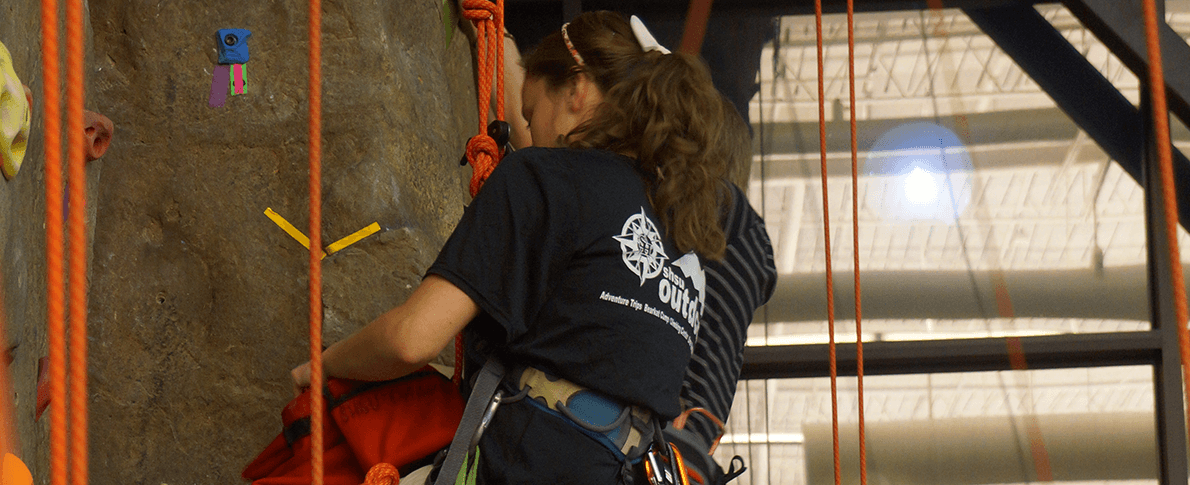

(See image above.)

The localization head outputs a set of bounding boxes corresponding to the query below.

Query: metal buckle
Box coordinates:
[643,442,690,485]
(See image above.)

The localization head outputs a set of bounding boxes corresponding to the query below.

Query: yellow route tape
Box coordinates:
[325,222,380,255]
[264,208,380,259]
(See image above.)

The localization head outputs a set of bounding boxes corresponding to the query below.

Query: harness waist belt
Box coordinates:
[517,367,652,457]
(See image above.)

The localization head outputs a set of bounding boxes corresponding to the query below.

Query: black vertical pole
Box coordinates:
[1143,86,1190,485]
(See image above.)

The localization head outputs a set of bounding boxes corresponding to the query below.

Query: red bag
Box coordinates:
[243,368,465,484]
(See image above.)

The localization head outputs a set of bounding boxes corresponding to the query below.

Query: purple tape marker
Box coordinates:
[209,64,230,107]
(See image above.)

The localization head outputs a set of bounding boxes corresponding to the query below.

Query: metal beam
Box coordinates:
[965,4,1190,230]
[507,0,1044,16]
[1063,0,1190,127]
[759,108,1091,164]
[763,265,1160,323]
[740,331,1161,379]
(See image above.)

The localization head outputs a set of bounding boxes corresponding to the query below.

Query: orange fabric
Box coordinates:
[244,370,464,485]
[331,371,464,470]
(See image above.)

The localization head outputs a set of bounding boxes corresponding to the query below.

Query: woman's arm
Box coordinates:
[291,275,479,394]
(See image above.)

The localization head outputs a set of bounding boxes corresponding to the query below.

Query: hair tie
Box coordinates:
[561,23,586,67]
[630,15,671,54]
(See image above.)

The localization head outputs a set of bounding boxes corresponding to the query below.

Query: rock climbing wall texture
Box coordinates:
[0,0,49,478]
[83,0,476,483]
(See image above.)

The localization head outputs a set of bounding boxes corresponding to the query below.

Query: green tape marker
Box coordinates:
[442,0,455,46]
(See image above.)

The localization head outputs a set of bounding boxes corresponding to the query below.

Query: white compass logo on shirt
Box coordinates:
[613,207,669,286]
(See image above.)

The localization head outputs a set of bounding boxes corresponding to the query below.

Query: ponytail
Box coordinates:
[570,52,729,261]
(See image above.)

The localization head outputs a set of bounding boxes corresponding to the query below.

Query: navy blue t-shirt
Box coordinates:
[427,147,705,418]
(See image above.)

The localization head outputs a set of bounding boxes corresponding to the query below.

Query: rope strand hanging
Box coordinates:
[845,0,867,483]
[307,0,325,482]
[815,3,867,484]
[1140,0,1190,415]
[66,0,90,480]
[462,0,506,198]
[40,0,68,482]
[812,3,842,485]
[43,0,90,481]
[456,0,506,386]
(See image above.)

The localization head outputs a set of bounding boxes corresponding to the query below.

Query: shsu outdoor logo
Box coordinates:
[613,207,669,286]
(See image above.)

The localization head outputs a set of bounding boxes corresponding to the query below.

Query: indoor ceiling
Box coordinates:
[726,4,1190,484]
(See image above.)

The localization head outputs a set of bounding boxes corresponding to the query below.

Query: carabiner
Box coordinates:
[470,389,504,450]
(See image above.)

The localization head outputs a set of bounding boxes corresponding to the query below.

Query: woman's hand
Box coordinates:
[290,361,312,398]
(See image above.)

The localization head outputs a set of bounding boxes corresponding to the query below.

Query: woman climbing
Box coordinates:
[291,10,730,484]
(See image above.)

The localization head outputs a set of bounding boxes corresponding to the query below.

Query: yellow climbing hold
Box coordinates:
[0,41,31,181]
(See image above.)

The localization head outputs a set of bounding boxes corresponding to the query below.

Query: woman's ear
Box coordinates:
[567,73,599,114]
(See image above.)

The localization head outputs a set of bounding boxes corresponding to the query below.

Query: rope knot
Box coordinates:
[465,135,500,197]
[461,0,497,21]
[362,462,400,485]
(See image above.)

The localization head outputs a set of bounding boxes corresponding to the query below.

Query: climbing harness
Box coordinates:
[432,357,707,485]
[516,366,653,457]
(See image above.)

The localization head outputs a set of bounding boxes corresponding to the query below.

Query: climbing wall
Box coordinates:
[73,0,476,483]
[0,0,46,478]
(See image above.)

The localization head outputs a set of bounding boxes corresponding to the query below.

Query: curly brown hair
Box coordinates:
[523,11,729,260]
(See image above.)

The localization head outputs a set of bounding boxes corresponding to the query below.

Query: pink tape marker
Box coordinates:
[231,64,247,96]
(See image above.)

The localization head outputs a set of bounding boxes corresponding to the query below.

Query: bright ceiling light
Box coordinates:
[904,166,939,205]
[865,122,973,221]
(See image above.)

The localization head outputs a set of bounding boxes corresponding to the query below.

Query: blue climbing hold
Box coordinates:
[216,28,252,64]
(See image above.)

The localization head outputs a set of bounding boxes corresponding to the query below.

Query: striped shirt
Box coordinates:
[680,184,778,447]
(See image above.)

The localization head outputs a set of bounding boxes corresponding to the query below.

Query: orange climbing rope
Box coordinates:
[308,0,325,483]
[812,3,841,485]
[40,0,67,484]
[1140,0,1190,416]
[456,0,506,386]
[462,0,506,198]
[66,0,89,480]
[1004,337,1054,481]
[43,0,89,482]
[677,0,714,55]
[844,1,866,484]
